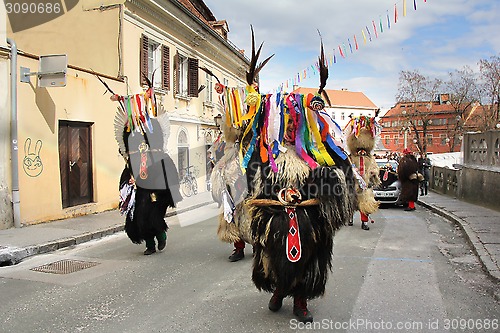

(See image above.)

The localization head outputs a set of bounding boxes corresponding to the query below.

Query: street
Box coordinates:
[0,203,498,333]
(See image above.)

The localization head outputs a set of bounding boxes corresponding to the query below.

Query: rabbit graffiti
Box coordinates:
[23,138,43,177]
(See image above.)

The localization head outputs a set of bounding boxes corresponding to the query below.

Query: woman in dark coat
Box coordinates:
[397,148,419,211]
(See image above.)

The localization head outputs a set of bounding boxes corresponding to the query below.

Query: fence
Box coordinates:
[429,130,500,211]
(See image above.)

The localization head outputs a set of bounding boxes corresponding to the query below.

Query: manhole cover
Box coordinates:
[30,259,100,274]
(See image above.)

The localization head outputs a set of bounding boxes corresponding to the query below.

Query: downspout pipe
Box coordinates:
[6,38,21,228]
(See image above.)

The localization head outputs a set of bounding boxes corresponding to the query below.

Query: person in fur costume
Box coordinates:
[245,36,354,323]
[344,116,381,230]
[103,76,182,255]
[398,148,420,211]
[209,119,252,262]
[120,118,182,255]
[248,112,354,323]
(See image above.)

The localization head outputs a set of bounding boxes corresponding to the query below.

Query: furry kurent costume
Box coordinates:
[344,116,381,230]
[398,148,420,211]
[209,32,355,323]
[102,76,182,255]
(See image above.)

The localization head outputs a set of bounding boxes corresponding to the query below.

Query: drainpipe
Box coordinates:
[6,38,21,228]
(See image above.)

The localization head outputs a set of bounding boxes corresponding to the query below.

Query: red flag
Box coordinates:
[372,20,378,38]
[354,34,359,50]
[339,45,345,58]
[394,3,398,23]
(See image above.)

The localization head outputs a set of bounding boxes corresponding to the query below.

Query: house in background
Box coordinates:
[292,87,380,130]
[2,0,248,228]
[379,94,483,154]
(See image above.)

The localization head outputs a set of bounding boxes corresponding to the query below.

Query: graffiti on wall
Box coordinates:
[23,138,43,177]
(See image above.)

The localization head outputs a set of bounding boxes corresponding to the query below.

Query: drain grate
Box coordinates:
[31,259,100,274]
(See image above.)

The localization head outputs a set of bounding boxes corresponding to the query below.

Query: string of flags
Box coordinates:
[278,0,428,92]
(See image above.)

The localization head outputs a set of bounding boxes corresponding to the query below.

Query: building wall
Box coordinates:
[2,0,249,228]
[5,5,125,226]
[7,2,121,77]
[1,4,13,229]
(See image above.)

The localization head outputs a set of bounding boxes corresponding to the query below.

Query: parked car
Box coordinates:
[373,159,402,205]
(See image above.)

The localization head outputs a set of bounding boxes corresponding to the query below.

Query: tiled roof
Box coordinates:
[177,0,215,26]
[292,87,378,109]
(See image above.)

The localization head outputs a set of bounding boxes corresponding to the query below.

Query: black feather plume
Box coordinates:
[317,31,331,106]
[246,25,274,86]
[199,66,221,83]
[93,70,116,96]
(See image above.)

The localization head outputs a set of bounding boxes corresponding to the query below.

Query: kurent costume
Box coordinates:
[398,148,420,211]
[209,33,355,323]
[344,116,381,230]
[104,78,182,255]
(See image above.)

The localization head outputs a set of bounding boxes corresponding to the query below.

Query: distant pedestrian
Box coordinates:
[418,153,431,195]
[398,148,420,211]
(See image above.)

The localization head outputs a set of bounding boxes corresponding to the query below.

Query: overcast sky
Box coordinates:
[203,0,500,112]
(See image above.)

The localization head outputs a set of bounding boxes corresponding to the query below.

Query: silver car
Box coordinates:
[373,159,402,205]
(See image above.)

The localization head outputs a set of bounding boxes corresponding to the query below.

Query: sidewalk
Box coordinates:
[418,191,500,283]
[0,191,214,266]
[1,190,499,285]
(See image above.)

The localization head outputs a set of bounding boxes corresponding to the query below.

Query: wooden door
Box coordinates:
[58,121,93,208]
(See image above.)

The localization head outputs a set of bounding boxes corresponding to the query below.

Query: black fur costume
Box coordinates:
[120,120,182,244]
[249,144,354,299]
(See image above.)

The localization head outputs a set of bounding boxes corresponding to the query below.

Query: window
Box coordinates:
[205,71,213,103]
[174,52,199,98]
[394,135,399,145]
[440,135,447,145]
[427,134,433,145]
[140,34,170,90]
[341,112,345,121]
[384,135,390,145]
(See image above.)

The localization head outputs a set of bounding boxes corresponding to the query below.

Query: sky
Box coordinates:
[203,0,500,113]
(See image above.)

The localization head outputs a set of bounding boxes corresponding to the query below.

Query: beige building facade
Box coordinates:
[2,0,248,229]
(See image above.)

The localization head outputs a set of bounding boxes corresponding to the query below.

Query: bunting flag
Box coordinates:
[276,0,428,91]
[366,26,372,42]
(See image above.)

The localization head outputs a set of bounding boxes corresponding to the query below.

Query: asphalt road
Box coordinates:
[0,203,498,332]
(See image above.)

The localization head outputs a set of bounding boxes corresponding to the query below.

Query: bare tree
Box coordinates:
[444,66,480,152]
[396,70,442,154]
[477,54,500,131]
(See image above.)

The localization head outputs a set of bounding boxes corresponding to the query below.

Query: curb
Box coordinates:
[418,200,500,285]
[0,200,214,266]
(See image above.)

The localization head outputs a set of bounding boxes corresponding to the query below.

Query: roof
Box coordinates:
[292,87,378,109]
[177,0,216,24]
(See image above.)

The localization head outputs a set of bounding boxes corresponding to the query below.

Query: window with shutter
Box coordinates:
[188,58,199,97]
[173,52,179,95]
[140,34,149,86]
[162,45,170,91]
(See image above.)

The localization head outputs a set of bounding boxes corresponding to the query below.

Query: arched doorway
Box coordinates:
[177,128,189,178]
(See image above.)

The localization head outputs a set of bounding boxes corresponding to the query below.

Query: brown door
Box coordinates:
[58,121,93,208]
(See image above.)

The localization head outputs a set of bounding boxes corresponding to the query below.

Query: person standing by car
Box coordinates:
[398,148,420,211]
[418,153,431,195]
